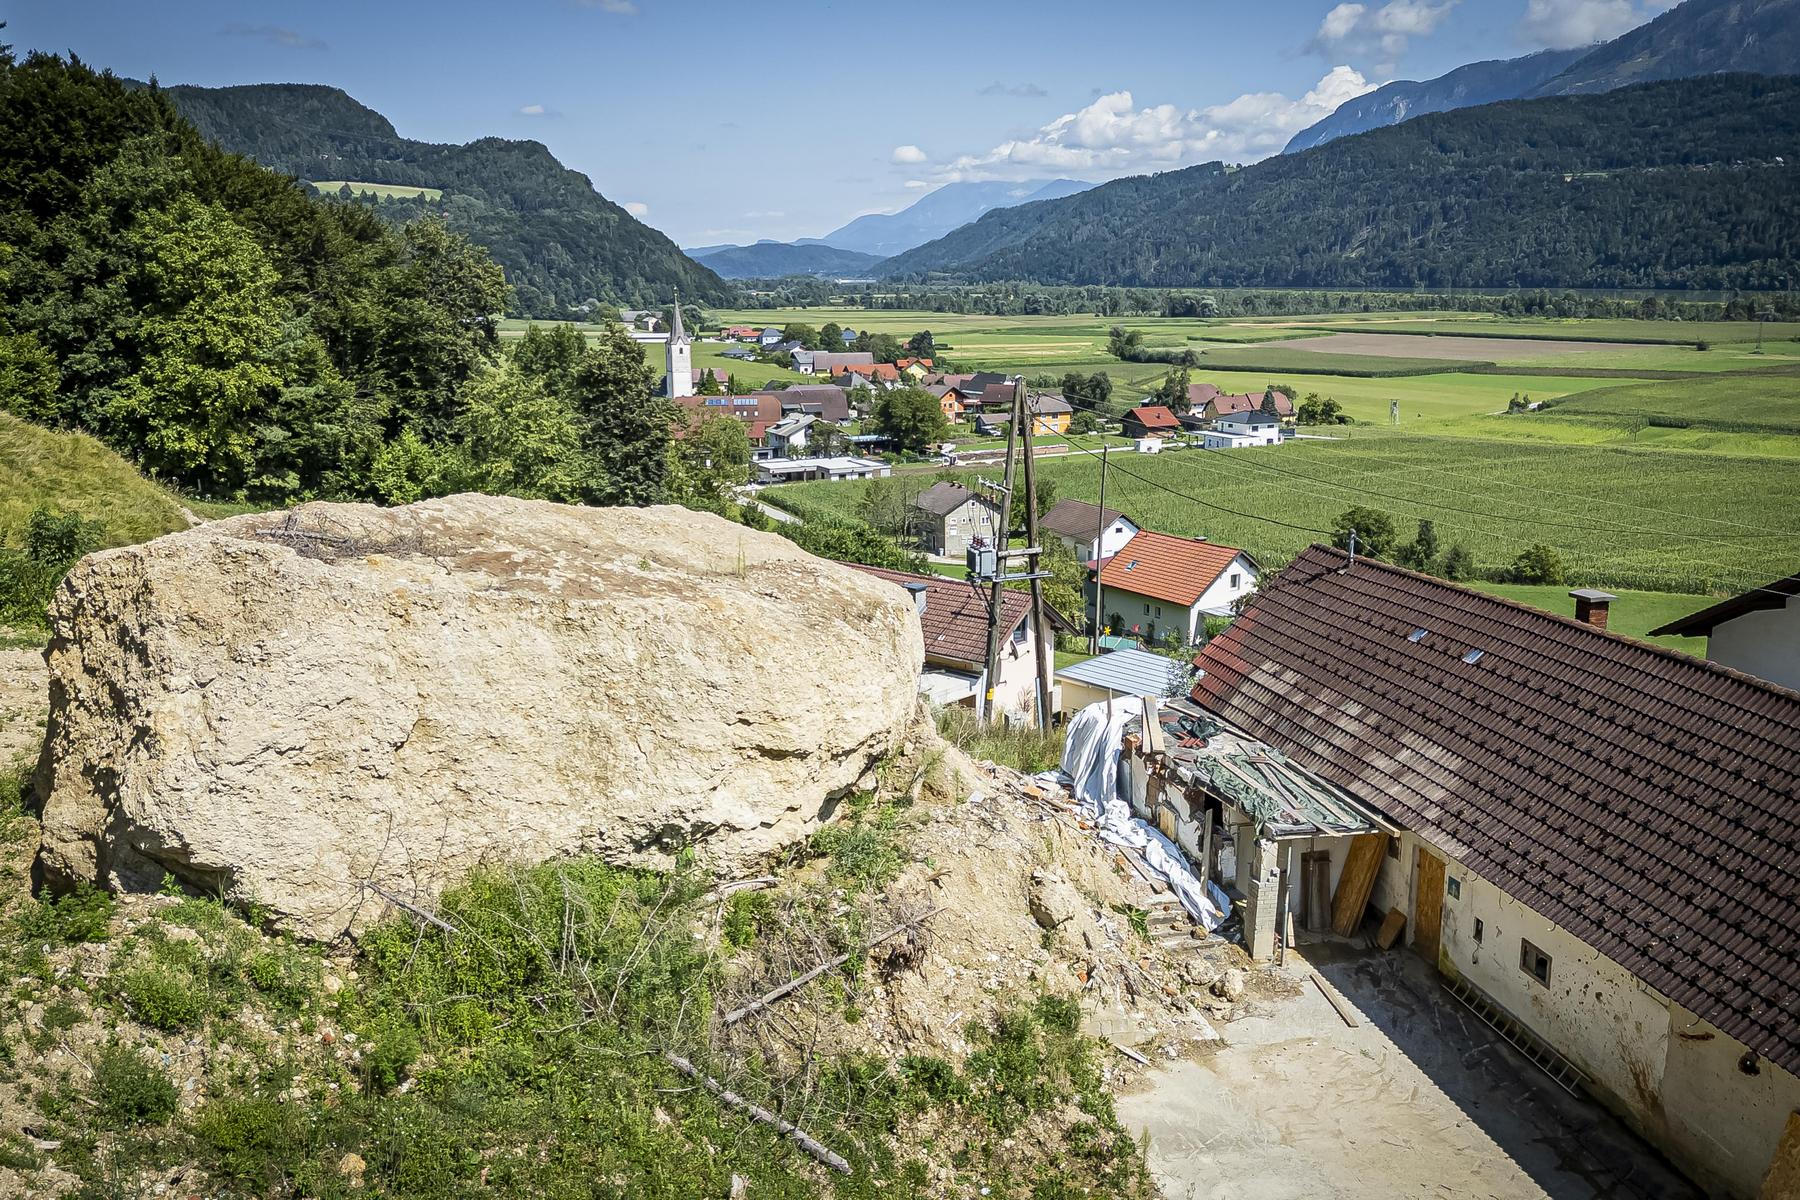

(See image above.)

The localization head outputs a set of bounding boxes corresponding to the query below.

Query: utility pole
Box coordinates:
[979,386,1022,725]
[1018,383,1053,729]
[1090,442,1109,655]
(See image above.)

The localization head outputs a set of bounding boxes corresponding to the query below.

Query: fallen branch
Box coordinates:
[664,1052,850,1175]
[362,881,460,936]
[723,907,944,1026]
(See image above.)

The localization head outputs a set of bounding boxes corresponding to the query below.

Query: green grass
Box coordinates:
[1318,315,1800,346]
[1193,346,1490,376]
[0,413,193,550]
[1466,583,1710,653]
[307,180,443,201]
[1529,369,1800,436]
[774,436,1799,594]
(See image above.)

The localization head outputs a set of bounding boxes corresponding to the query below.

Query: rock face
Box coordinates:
[35,495,924,938]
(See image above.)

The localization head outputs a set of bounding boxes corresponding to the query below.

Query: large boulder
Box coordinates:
[35,495,924,938]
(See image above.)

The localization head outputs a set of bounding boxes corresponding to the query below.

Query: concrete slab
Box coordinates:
[1118,941,1699,1200]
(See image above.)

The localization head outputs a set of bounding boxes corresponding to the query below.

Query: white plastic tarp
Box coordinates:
[1060,700,1228,931]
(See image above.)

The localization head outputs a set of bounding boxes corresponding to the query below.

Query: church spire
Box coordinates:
[669,290,689,345]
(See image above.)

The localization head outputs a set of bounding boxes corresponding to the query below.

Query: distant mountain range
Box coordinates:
[690,242,886,280]
[160,83,729,315]
[1286,0,1800,152]
[879,74,1800,291]
[691,178,1093,279]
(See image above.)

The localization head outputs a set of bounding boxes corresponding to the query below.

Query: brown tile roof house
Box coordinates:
[1099,530,1248,607]
[912,480,988,518]
[1208,390,1294,418]
[851,565,1029,667]
[1038,499,1131,544]
[1190,545,1800,1076]
[811,352,875,374]
[1122,405,1182,436]
[776,384,852,423]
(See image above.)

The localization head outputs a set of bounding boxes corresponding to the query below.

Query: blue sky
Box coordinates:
[7,0,1673,245]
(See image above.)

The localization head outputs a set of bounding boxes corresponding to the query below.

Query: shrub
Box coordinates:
[19,884,115,944]
[1331,506,1398,560]
[0,506,101,629]
[1442,544,1475,581]
[92,1046,179,1127]
[117,966,206,1030]
[359,1013,420,1093]
[193,1095,308,1187]
[721,889,775,949]
[1508,543,1567,585]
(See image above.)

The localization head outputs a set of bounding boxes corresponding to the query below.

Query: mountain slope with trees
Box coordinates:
[1284,49,1585,153]
[692,241,885,280]
[879,74,1800,291]
[160,82,730,315]
[1285,0,1799,151]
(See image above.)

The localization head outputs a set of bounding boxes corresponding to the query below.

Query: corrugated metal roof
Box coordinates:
[1055,648,1187,698]
[1191,544,1800,1075]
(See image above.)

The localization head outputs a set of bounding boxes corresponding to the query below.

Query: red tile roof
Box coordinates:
[1124,405,1181,431]
[1190,545,1800,1074]
[1099,530,1247,608]
[851,565,1028,666]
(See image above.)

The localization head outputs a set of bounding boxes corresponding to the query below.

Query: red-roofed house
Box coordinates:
[1204,389,1294,421]
[1097,530,1258,645]
[673,393,782,451]
[1121,405,1183,439]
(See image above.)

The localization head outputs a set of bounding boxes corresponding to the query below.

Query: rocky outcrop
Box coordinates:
[35,495,924,938]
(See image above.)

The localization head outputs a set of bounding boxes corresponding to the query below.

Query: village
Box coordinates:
[621,302,1800,1198]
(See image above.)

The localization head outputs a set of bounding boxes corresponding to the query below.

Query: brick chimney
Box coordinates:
[1569,589,1617,629]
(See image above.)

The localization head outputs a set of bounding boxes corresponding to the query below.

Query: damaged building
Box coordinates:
[1114,545,1799,1199]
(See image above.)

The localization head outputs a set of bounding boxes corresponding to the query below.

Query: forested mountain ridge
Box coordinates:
[1284,49,1586,153]
[1284,0,1800,151]
[1527,0,1800,96]
[160,82,730,315]
[693,241,886,280]
[879,74,1800,291]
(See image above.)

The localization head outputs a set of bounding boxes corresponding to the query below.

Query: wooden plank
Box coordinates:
[1311,973,1359,1027]
[1376,907,1408,950]
[1414,847,1445,966]
[1330,833,1389,937]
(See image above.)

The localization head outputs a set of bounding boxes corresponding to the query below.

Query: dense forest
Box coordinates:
[161,83,731,315]
[881,74,1800,291]
[0,50,747,516]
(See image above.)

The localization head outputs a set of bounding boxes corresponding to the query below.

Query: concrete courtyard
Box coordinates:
[1119,942,1700,1200]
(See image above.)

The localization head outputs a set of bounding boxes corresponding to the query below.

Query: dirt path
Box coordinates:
[1119,944,1697,1200]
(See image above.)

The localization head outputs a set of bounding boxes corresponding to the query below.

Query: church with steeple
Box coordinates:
[664,292,693,398]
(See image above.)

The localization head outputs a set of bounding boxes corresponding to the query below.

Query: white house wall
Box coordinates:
[1404,845,1800,1199]
[1705,599,1800,692]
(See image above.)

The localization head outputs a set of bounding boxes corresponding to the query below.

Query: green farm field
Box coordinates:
[767,433,1800,595]
[1472,583,1710,654]
[307,180,443,201]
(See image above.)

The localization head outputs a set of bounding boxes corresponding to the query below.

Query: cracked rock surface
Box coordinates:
[35,495,924,938]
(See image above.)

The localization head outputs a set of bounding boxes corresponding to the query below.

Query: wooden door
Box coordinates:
[1414,847,1445,968]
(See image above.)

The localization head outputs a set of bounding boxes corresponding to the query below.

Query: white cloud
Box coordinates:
[575,0,639,13]
[622,201,649,218]
[219,22,326,50]
[936,68,1374,181]
[518,103,546,116]
[890,144,928,164]
[904,179,931,189]
[978,81,1049,98]
[1517,0,1647,48]
[1312,0,1457,69]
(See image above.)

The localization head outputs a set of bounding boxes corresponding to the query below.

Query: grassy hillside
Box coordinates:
[0,414,193,549]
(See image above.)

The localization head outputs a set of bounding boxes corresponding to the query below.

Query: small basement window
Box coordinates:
[1520,939,1552,986]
